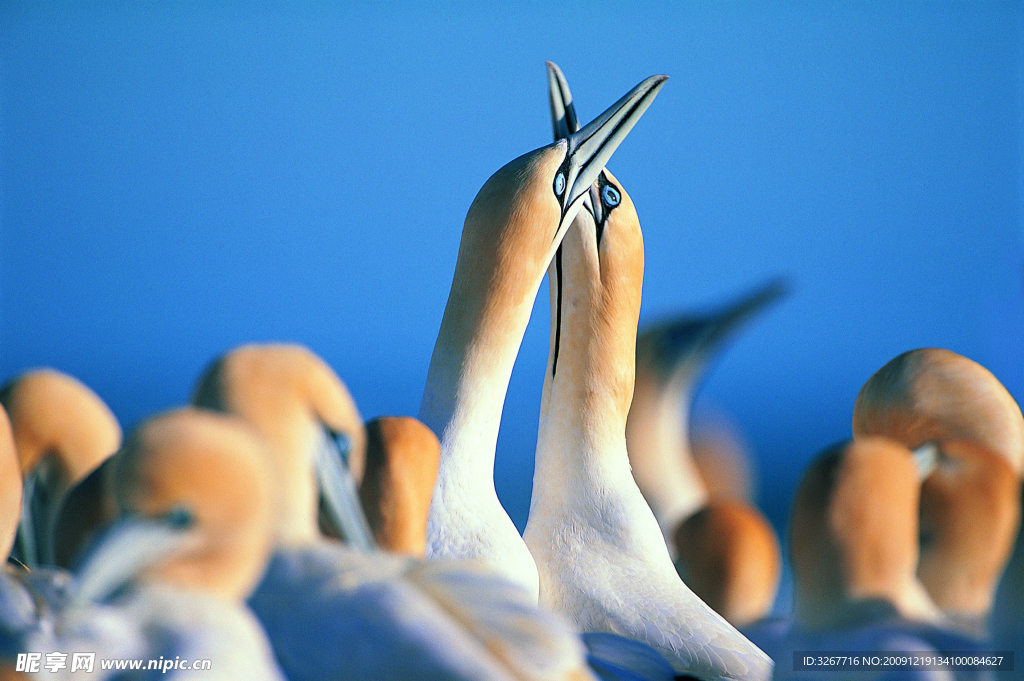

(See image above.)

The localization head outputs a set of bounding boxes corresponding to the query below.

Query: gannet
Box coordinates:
[0,403,102,672]
[625,283,786,627]
[776,437,985,680]
[193,343,373,551]
[194,343,601,681]
[626,281,787,546]
[5,408,286,680]
[75,408,284,679]
[359,416,441,557]
[789,438,944,631]
[524,62,773,681]
[419,73,667,598]
[673,500,781,629]
[0,406,21,564]
[852,348,1023,635]
[0,369,121,567]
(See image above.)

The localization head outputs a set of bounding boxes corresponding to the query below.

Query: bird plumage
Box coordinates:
[0,369,121,567]
[526,61,772,681]
[853,348,1024,634]
[359,415,441,557]
[419,73,666,598]
[195,343,600,680]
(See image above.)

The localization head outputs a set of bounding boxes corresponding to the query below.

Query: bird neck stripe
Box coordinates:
[552,245,563,378]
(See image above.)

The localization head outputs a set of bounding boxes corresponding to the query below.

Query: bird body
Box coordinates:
[251,542,597,681]
[116,584,281,679]
[772,615,988,681]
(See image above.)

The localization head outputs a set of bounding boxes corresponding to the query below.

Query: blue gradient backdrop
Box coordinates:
[2,2,1022,601]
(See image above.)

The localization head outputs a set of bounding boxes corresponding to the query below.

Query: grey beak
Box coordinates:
[315,427,377,552]
[73,512,192,605]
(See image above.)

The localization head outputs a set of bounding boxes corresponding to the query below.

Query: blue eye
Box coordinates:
[165,506,195,529]
[602,185,621,207]
[554,172,566,197]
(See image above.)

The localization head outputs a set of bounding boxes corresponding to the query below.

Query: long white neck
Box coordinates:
[419,148,561,493]
[531,235,643,517]
[417,148,567,599]
[419,290,536,493]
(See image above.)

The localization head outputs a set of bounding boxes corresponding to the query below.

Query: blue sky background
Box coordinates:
[2,2,1022,605]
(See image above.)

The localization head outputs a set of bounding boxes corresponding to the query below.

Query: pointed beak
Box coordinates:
[547,61,581,139]
[555,73,667,235]
[72,514,190,605]
[15,465,43,569]
[652,277,789,387]
[315,428,377,552]
[912,442,940,480]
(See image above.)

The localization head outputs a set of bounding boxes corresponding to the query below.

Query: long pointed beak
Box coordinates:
[15,466,42,569]
[556,74,667,234]
[912,442,940,480]
[653,277,789,387]
[72,514,190,605]
[547,61,581,139]
[315,427,377,552]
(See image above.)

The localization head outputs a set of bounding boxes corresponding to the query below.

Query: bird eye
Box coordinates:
[165,506,195,530]
[601,185,621,207]
[554,172,566,197]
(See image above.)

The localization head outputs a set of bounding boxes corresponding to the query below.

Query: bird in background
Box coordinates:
[0,369,122,568]
[788,437,944,632]
[0,406,22,569]
[0,371,129,675]
[852,348,1023,639]
[524,61,773,681]
[193,342,373,552]
[194,343,601,681]
[59,408,284,679]
[688,410,759,503]
[626,282,787,628]
[775,437,987,681]
[989,486,1023,664]
[359,415,441,557]
[0,403,43,661]
[418,71,667,600]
